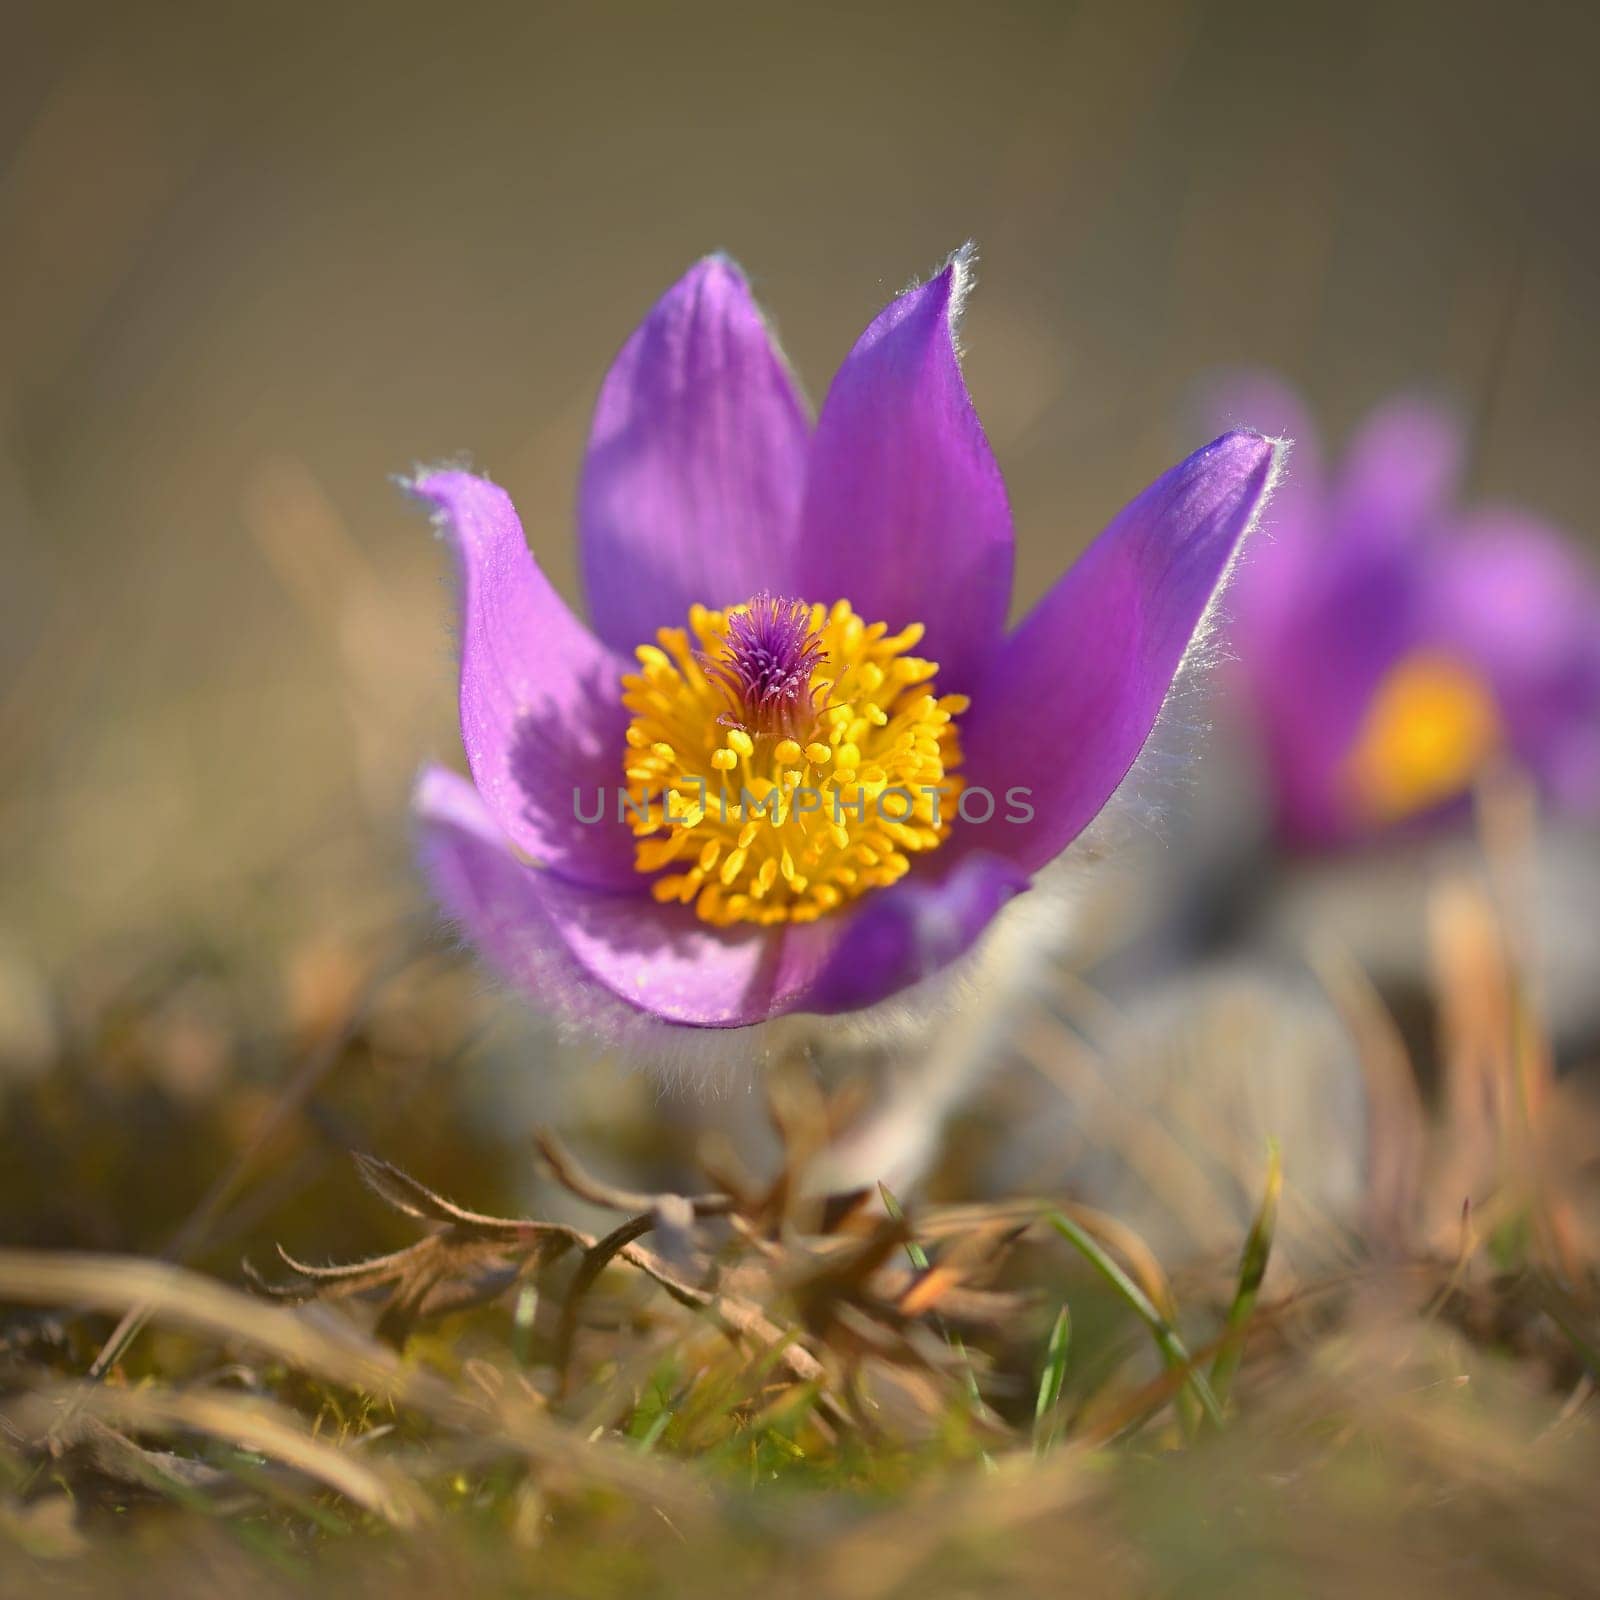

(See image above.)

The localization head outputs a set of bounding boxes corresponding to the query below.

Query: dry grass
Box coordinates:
[1,832,1599,1598]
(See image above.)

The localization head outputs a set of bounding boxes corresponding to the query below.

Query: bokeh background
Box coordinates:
[4,13,1600,1589]
[3,0,1600,1230]
[8,0,1600,949]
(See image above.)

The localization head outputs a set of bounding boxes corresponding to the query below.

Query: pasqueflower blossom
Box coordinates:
[1220,379,1600,850]
[411,250,1279,1066]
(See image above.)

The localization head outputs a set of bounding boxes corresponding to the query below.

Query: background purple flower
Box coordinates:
[1218,378,1600,849]
[412,252,1281,1062]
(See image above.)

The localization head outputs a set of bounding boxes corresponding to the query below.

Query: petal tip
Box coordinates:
[1204,428,1286,503]
[1366,392,1464,439]
[912,241,978,337]
[411,762,510,855]
[943,241,979,340]
[404,463,498,511]
[670,251,759,314]
[411,761,462,815]
[403,467,522,556]
[1211,425,1276,460]
[1259,429,1292,498]
[694,250,749,284]
[873,243,980,351]
[1199,371,1314,440]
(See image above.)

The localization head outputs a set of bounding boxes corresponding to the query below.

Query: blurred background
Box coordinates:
[3,0,1600,1263]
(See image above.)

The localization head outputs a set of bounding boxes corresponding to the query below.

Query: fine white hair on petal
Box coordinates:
[418,851,818,1096]
[421,436,1291,1103]
[943,240,979,360]
[892,240,980,362]
[807,434,1293,1180]
[1063,431,1291,860]
[401,458,496,751]
[817,439,1293,1046]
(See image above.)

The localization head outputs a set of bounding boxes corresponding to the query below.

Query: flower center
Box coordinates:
[1343,650,1501,824]
[620,595,966,926]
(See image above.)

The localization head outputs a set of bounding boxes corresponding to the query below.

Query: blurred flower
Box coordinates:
[411,250,1279,1070]
[1222,380,1600,849]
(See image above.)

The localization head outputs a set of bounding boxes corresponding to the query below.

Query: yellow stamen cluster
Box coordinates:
[620,599,966,926]
[1344,649,1501,823]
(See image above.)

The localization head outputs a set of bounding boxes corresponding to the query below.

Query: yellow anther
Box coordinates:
[635,836,684,873]
[1345,650,1500,823]
[651,872,702,904]
[619,597,966,927]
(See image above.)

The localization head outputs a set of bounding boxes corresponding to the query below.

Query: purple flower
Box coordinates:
[411,250,1280,1064]
[1220,377,1600,849]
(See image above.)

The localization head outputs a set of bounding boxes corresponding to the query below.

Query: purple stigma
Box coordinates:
[703,593,826,736]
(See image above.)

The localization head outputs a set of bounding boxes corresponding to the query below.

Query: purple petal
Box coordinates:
[1431,513,1600,813]
[578,256,811,655]
[418,765,1027,1029]
[416,766,807,1029]
[413,469,638,890]
[792,248,1013,695]
[1244,517,1433,850]
[960,432,1283,873]
[1203,371,1324,542]
[1229,400,1463,848]
[804,854,1030,1015]
[1203,373,1323,642]
[1333,397,1464,550]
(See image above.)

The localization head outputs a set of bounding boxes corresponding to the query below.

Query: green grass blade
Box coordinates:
[1045,1210,1224,1433]
[876,1181,929,1270]
[634,1406,674,1453]
[881,1181,989,1455]
[1032,1304,1072,1453]
[511,1283,539,1368]
[1209,1142,1283,1410]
